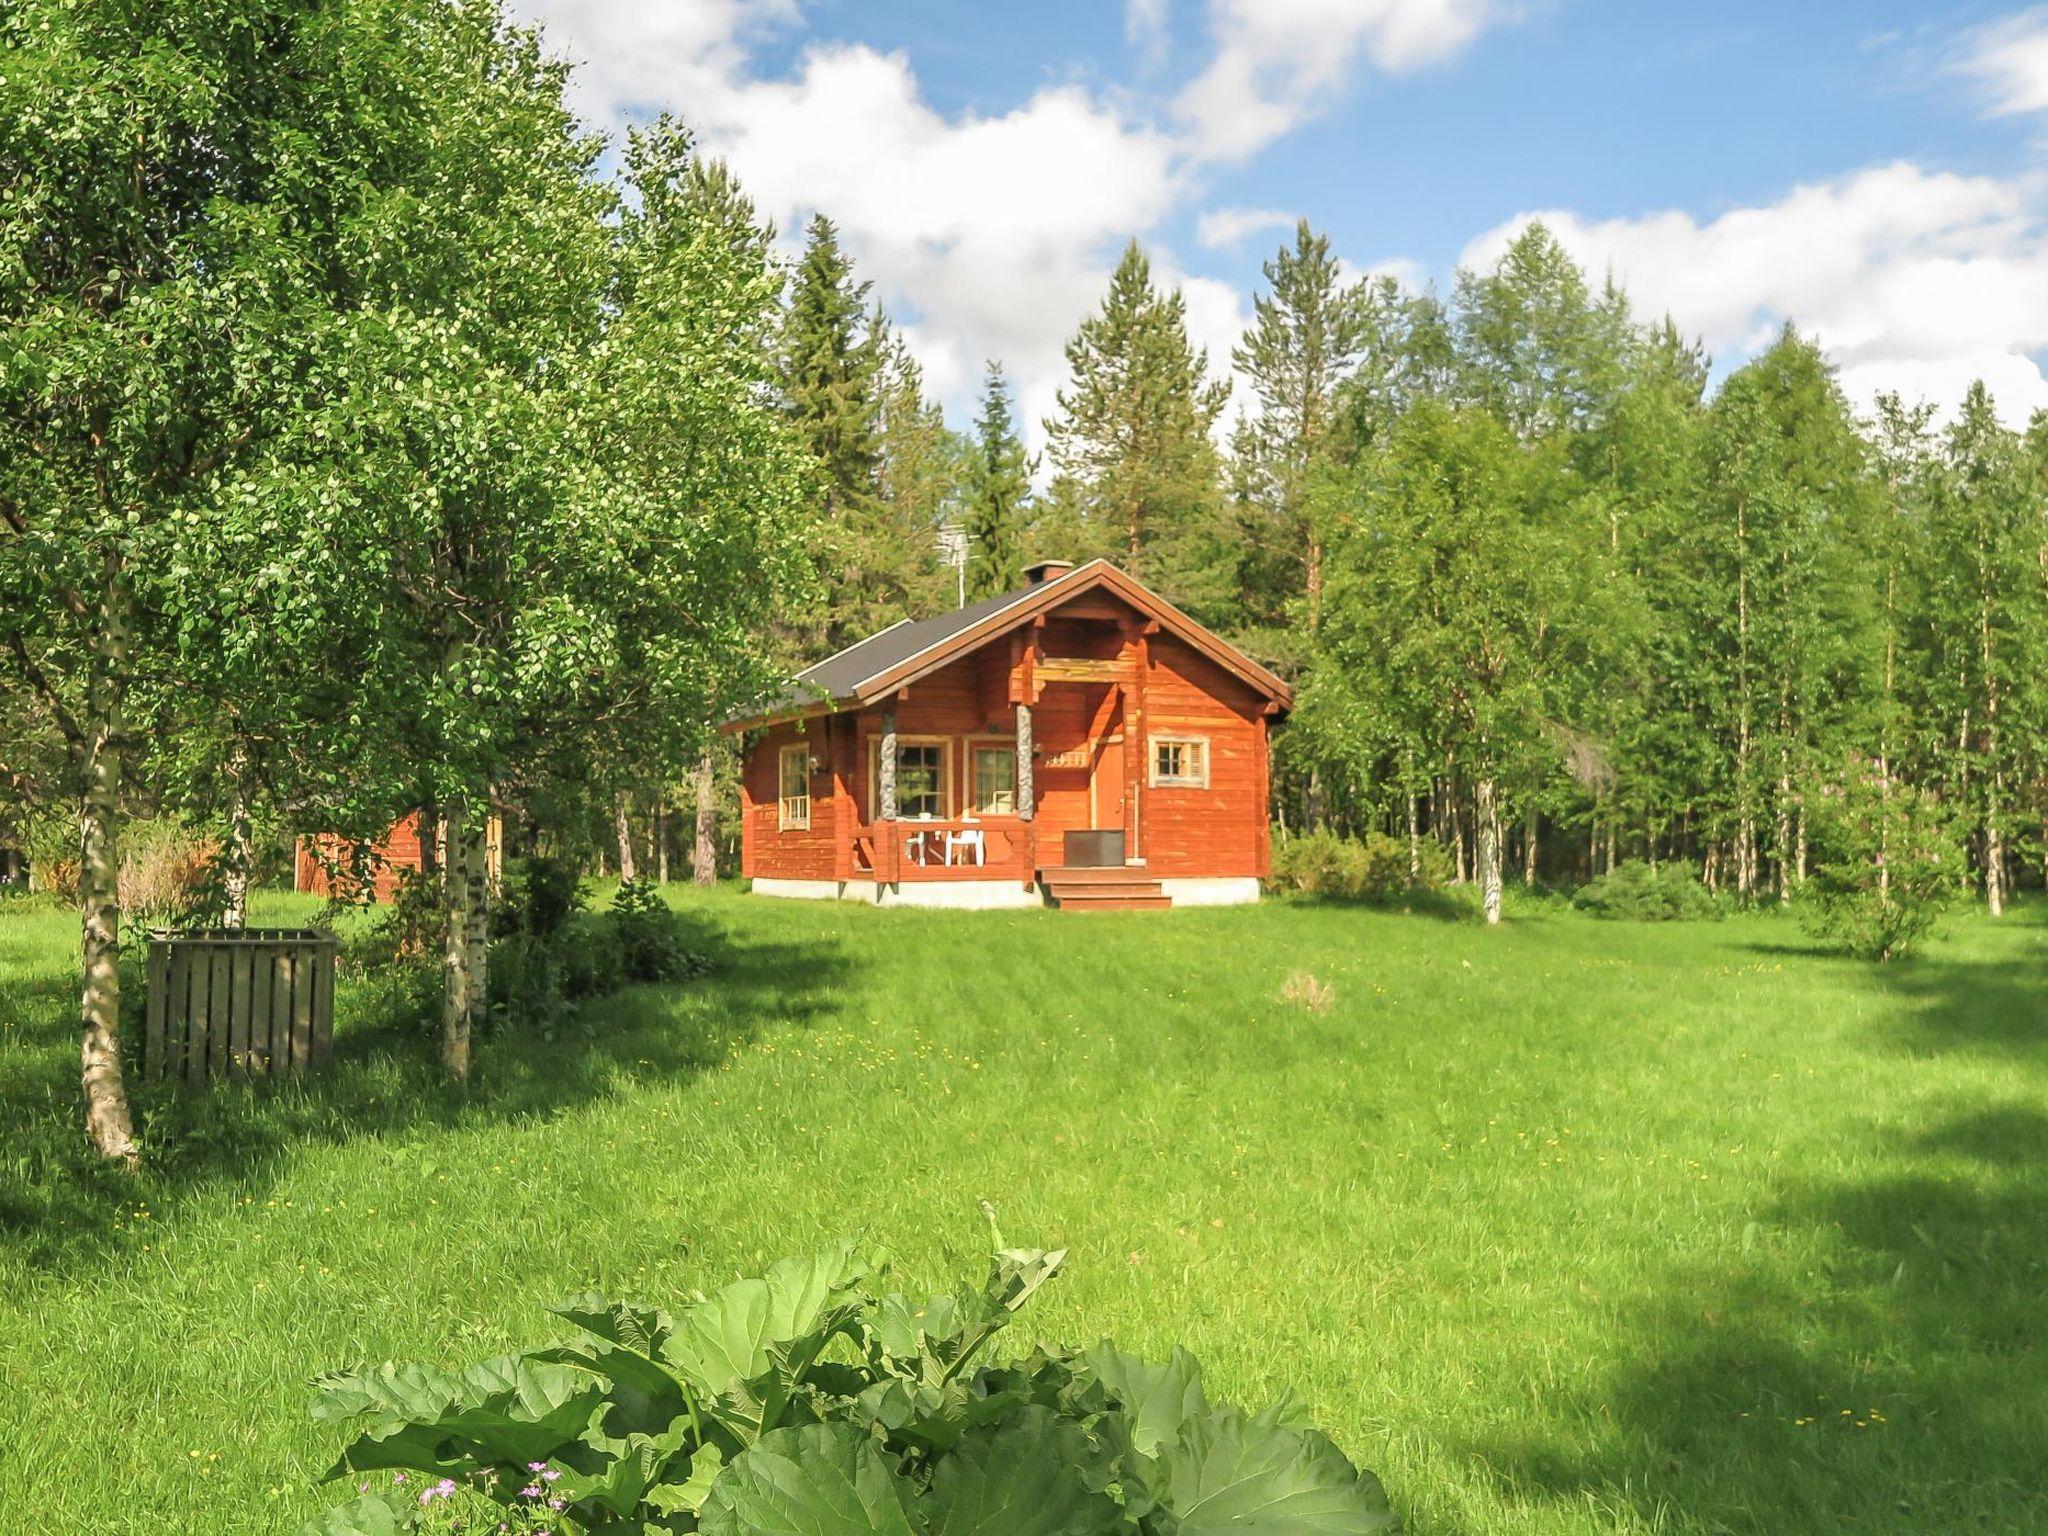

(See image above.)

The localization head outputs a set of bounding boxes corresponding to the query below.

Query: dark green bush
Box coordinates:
[610,878,710,984]
[1572,861,1723,921]
[1271,828,1450,900]
[299,1227,1399,1536]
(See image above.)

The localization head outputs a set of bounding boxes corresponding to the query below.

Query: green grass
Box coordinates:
[1,887,2045,1535]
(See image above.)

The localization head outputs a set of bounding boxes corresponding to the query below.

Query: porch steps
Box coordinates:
[1040,866,1171,911]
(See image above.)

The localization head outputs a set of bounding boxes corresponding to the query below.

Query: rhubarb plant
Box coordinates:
[300,1226,1398,1535]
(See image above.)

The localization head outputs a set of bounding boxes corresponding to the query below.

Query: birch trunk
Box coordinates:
[221,751,253,929]
[654,794,668,885]
[440,796,472,1083]
[1476,776,1503,926]
[1523,809,1538,885]
[614,790,637,882]
[79,585,137,1161]
[692,747,718,885]
[465,812,490,1038]
[1406,786,1420,884]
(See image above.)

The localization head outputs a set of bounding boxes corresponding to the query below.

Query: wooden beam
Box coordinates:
[1034,657,1124,684]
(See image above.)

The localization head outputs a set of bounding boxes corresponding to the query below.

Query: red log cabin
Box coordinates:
[725,559,1292,910]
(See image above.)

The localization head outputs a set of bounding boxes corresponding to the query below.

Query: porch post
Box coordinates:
[879,708,898,882]
[1015,704,1034,820]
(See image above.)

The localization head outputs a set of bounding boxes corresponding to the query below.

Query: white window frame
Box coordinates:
[969,741,1019,815]
[777,743,812,831]
[1149,734,1210,789]
[866,735,954,821]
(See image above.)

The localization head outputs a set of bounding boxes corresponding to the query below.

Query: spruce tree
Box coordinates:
[781,216,886,647]
[1043,241,1233,620]
[1232,221,1366,628]
[964,362,1032,599]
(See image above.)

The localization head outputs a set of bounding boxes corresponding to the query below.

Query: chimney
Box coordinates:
[1024,559,1075,586]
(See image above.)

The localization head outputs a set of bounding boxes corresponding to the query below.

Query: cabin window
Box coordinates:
[972,746,1017,814]
[868,736,952,820]
[1150,735,1209,788]
[896,743,945,819]
[777,744,811,830]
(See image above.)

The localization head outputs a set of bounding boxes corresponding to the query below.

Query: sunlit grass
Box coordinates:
[0,887,2043,1534]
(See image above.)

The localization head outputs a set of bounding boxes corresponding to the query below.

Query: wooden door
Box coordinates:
[1091,726,1125,830]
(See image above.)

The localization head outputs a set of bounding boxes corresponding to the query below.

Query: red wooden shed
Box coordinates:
[724,559,1292,910]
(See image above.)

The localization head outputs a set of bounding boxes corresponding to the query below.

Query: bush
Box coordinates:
[1271,828,1449,900]
[1572,860,1723,921]
[1800,773,1963,961]
[610,878,710,984]
[492,855,586,941]
[299,1226,1398,1536]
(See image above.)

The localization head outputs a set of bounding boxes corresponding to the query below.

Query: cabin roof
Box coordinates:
[726,559,1292,730]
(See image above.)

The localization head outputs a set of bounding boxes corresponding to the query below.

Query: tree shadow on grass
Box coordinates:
[1458,927,2048,1535]
[0,924,854,1278]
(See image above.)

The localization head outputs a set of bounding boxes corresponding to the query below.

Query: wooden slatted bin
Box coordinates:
[144,928,338,1082]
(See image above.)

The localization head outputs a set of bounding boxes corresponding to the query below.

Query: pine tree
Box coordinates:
[964,362,1032,599]
[1232,221,1367,628]
[781,216,886,648]
[1043,241,1233,619]
[874,325,966,617]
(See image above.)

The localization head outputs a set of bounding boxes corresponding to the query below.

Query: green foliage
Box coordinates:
[1271,829,1449,900]
[506,857,586,942]
[610,880,711,985]
[963,363,1033,600]
[1571,861,1723,922]
[302,1230,1397,1536]
[1799,771,1964,961]
[1043,242,1235,622]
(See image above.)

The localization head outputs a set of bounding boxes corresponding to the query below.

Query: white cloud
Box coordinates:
[1461,161,2048,423]
[1179,0,1503,160]
[1954,8,2048,116]
[1127,0,1173,70]
[1196,205,1297,249]
[512,2,1185,450]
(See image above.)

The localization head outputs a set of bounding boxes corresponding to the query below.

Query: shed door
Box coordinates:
[1091,730,1125,831]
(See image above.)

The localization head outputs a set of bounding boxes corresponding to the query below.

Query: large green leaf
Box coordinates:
[294,1490,412,1536]
[548,1294,677,1358]
[316,1356,603,1474]
[699,1422,915,1536]
[1081,1344,1208,1457]
[1141,1410,1399,1536]
[917,1406,1121,1536]
[663,1246,869,1436]
[853,1377,1028,1455]
[645,1442,727,1518]
[551,1411,696,1517]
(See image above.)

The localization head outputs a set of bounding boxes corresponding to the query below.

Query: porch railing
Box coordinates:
[855,817,1036,886]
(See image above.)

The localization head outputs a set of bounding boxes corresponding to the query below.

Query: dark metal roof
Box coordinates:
[736,578,1057,721]
[797,582,1045,701]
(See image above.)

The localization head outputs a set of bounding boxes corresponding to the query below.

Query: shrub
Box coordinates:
[519,856,585,939]
[299,1226,1398,1536]
[610,878,710,984]
[1271,828,1448,900]
[1800,773,1963,961]
[1572,861,1722,921]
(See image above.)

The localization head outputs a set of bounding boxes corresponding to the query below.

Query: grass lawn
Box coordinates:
[1,886,2044,1535]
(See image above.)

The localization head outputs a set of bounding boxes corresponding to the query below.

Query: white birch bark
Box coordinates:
[79,581,136,1161]
[614,790,636,882]
[692,748,717,885]
[1476,776,1502,926]
[440,796,471,1083]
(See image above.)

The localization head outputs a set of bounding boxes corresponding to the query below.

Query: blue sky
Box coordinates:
[515,1,2048,439]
